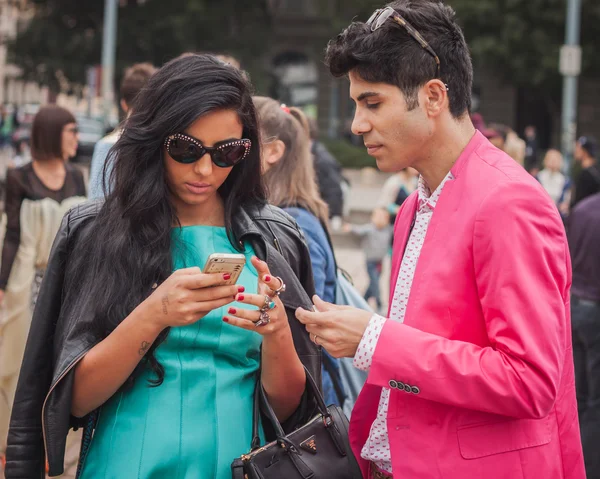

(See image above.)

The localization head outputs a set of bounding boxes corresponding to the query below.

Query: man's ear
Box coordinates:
[120,99,129,114]
[423,79,449,117]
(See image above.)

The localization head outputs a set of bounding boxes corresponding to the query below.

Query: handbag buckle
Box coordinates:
[323,414,334,428]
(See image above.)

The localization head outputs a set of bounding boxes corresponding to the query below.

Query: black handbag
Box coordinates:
[231,366,363,479]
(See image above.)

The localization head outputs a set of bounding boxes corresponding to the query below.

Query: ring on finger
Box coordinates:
[268,276,286,297]
[254,310,270,327]
[310,333,320,346]
[260,294,276,312]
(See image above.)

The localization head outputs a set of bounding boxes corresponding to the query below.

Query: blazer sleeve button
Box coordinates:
[411,386,420,394]
[389,380,398,389]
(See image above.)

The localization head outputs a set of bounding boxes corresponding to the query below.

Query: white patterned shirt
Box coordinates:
[353,171,454,474]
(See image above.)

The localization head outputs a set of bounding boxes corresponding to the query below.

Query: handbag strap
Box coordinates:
[249,365,330,448]
[249,378,262,451]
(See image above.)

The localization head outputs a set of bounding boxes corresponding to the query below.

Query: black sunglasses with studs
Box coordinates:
[164,133,251,168]
[367,6,442,80]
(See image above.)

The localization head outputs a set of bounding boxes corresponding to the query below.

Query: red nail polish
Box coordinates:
[223,273,231,280]
[223,317,229,323]
[238,286,245,293]
[228,307,236,315]
[237,294,245,301]
[265,275,271,282]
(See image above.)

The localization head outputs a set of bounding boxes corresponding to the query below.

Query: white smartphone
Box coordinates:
[203,253,246,286]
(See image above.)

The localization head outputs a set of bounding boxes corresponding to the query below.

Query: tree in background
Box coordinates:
[8,0,600,134]
[8,0,274,96]
[337,0,599,103]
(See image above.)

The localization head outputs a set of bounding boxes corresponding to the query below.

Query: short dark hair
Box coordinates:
[578,135,597,159]
[30,105,76,161]
[120,62,157,106]
[325,0,473,118]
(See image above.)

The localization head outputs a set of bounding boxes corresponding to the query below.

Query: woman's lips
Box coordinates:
[185,182,212,194]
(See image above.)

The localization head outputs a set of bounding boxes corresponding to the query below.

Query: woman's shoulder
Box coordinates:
[243,202,302,234]
[6,161,32,180]
[62,200,103,233]
[239,203,311,255]
[282,207,326,236]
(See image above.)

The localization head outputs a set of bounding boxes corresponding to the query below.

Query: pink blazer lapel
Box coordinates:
[388,193,418,312]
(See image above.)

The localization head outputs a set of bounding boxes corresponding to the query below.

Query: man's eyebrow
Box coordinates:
[356,91,381,102]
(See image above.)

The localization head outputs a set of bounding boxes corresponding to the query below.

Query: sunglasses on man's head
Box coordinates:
[367,6,442,80]
[164,133,251,168]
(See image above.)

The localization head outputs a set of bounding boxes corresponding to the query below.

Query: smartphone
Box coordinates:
[203,253,246,285]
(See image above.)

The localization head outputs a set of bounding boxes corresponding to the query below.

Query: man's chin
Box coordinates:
[374,156,409,173]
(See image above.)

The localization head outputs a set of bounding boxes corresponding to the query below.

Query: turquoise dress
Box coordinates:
[79,226,264,479]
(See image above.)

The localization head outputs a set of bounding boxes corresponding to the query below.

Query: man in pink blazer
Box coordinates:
[296,2,585,478]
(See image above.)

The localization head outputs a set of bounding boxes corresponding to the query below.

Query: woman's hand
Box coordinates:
[140,267,242,330]
[222,257,288,337]
[224,256,305,420]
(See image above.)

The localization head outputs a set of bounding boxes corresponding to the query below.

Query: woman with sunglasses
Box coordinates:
[0,105,85,463]
[4,55,319,479]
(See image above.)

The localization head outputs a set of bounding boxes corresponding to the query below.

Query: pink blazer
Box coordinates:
[349,131,585,478]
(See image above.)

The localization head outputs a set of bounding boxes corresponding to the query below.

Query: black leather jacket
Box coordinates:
[5,201,320,478]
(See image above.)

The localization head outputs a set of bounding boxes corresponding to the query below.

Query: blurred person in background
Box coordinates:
[571,135,600,209]
[524,125,539,173]
[567,191,600,477]
[88,62,157,199]
[307,117,347,229]
[377,167,418,227]
[503,129,526,168]
[377,167,418,211]
[254,96,345,407]
[0,105,86,464]
[0,106,16,151]
[482,126,504,150]
[470,112,485,131]
[537,149,570,214]
[5,55,318,479]
[344,207,393,313]
[7,138,31,169]
[485,124,527,169]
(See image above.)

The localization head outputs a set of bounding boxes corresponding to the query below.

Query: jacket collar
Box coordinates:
[450,129,488,179]
[230,202,265,244]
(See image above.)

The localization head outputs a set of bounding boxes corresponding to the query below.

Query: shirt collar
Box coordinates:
[417,170,455,212]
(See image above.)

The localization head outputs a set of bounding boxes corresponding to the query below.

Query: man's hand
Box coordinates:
[296,295,373,358]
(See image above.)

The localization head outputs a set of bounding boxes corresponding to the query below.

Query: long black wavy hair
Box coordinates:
[65,54,266,386]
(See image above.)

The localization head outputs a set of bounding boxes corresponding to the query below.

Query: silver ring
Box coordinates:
[260,295,276,312]
[269,277,286,297]
[254,311,270,327]
[311,333,320,346]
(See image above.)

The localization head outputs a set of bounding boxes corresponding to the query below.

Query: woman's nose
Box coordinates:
[194,153,213,176]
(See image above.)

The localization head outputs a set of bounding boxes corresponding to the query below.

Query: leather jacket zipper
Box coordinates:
[41,350,89,465]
